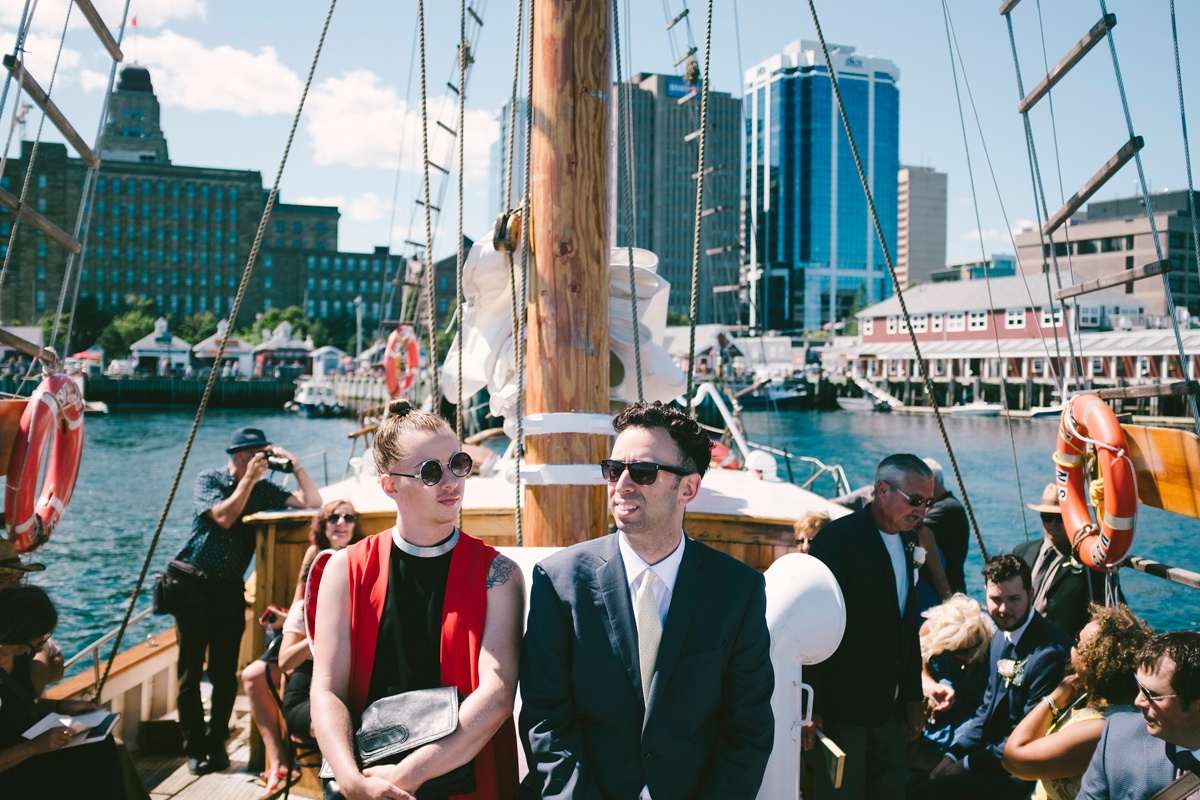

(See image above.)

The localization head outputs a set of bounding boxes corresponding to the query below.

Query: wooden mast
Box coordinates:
[523,0,611,546]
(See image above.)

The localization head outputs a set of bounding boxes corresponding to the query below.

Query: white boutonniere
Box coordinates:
[903,539,926,585]
[996,657,1026,688]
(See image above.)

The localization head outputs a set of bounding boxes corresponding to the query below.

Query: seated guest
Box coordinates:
[0,542,63,692]
[1013,484,1122,641]
[0,587,133,799]
[244,500,363,797]
[1002,604,1151,800]
[909,554,1073,800]
[794,511,831,554]
[1077,631,1200,800]
[920,458,970,596]
[913,594,993,768]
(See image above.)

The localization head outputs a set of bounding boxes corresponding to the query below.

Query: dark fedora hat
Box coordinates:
[227,427,271,454]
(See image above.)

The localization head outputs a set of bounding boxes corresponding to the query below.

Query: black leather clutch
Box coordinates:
[320,686,476,799]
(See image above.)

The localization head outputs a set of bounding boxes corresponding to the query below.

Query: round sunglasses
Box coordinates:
[600,459,694,486]
[389,452,473,486]
[327,513,357,524]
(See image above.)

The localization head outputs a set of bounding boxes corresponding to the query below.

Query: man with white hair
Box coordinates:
[920,457,970,596]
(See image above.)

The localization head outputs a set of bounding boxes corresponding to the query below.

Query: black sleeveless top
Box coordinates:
[365,538,454,707]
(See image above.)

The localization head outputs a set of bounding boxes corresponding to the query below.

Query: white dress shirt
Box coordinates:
[878,529,909,612]
[617,530,686,800]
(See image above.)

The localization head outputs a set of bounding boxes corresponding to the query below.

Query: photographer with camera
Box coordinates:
[168,427,321,776]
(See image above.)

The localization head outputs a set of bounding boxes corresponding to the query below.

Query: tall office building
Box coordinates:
[487,100,527,224]
[612,73,742,324]
[744,39,900,331]
[897,165,947,285]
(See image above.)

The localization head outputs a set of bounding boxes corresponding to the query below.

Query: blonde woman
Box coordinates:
[913,594,994,767]
[794,511,831,554]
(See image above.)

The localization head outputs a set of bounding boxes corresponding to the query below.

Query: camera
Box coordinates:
[266,455,294,473]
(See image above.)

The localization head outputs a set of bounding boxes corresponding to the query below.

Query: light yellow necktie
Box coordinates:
[635,568,662,706]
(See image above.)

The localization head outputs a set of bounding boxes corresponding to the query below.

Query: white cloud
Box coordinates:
[0,27,82,88]
[81,29,303,117]
[293,192,390,224]
[305,70,499,180]
[960,228,1005,245]
[0,1,204,38]
[1011,219,1036,236]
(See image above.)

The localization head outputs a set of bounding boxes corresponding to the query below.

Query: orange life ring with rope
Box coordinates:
[383,325,420,398]
[710,441,741,470]
[1053,393,1138,571]
[5,374,85,552]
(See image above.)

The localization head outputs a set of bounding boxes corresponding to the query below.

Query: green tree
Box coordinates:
[249,305,312,344]
[93,296,157,358]
[41,302,112,356]
[844,285,865,336]
[174,312,219,345]
[667,310,692,326]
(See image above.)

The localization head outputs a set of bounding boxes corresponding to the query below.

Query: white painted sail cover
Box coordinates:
[441,230,686,417]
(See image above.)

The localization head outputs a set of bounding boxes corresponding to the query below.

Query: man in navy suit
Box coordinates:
[1078,631,1200,800]
[909,554,1072,800]
[803,453,933,799]
[519,401,774,800]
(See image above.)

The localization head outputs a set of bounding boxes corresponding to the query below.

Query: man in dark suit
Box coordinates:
[1078,631,1200,800]
[910,554,1072,800]
[1013,483,1121,640]
[803,453,933,799]
[519,401,774,800]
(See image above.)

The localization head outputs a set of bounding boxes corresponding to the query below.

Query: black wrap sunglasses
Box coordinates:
[390,452,473,486]
[600,459,694,486]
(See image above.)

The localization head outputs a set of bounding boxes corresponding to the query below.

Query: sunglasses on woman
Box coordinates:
[328,513,357,524]
[390,452,473,486]
[600,459,694,486]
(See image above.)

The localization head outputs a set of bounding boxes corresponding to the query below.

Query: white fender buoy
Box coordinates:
[757,553,846,800]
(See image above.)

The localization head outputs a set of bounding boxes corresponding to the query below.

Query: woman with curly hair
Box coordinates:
[1002,603,1152,800]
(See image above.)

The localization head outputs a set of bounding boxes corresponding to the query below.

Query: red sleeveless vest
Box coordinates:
[345,528,518,800]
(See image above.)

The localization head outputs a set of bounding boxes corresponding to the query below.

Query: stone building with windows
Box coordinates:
[0,64,391,331]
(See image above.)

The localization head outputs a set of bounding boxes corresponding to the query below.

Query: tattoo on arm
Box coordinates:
[487,555,516,590]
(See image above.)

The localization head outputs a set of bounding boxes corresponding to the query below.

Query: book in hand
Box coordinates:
[801,728,846,790]
[23,710,121,748]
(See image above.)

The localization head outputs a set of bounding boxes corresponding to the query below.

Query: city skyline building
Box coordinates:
[612,72,742,324]
[744,39,900,332]
[487,100,527,225]
[897,164,946,285]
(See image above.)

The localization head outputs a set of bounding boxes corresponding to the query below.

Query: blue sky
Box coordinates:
[3,0,1199,266]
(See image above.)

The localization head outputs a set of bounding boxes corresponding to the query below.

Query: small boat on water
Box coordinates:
[837,396,887,412]
[952,402,1003,417]
[285,376,344,418]
[1030,404,1066,419]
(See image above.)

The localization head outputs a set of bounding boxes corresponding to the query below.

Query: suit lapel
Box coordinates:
[597,536,643,702]
[645,537,704,725]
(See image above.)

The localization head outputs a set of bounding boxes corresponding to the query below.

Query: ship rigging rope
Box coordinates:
[940,2,1068,405]
[502,0,526,546]
[805,0,989,561]
[1169,0,1200,365]
[1003,17,1086,398]
[612,0,644,401]
[456,0,467,455]
[939,1,1029,541]
[515,0,534,547]
[0,0,31,120]
[0,0,38,195]
[683,0,713,413]
[1096,0,1200,436]
[418,0,439,408]
[94,0,339,702]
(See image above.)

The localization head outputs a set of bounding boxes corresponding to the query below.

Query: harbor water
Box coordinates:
[25,407,1199,675]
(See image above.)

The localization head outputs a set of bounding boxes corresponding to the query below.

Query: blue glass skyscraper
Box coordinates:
[745,40,899,331]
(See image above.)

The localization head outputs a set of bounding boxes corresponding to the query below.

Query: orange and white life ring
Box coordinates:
[1054,394,1138,572]
[710,441,741,470]
[5,374,85,552]
[384,325,420,398]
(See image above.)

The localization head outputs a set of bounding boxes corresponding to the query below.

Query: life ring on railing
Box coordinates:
[304,548,336,645]
[1053,394,1138,572]
[711,441,741,470]
[384,325,420,398]
[5,374,85,552]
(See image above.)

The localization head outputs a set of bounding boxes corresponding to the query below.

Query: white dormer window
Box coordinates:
[946,312,965,332]
[886,316,897,334]
[862,317,874,336]
[911,315,927,333]
[1040,307,1063,328]
[1005,308,1026,329]
[968,311,988,331]
[931,314,943,333]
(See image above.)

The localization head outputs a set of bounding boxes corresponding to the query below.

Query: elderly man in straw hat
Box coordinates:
[0,540,63,691]
[1011,483,1122,640]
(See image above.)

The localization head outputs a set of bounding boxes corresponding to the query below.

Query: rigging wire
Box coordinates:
[613,0,644,401]
[684,0,713,413]
[456,0,467,449]
[95,0,340,702]
[0,0,32,128]
[515,0,534,547]
[0,0,39,190]
[502,0,526,547]
[418,0,440,409]
[1169,0,1200,329]
[1096,0,1200,435]
[941,4,1066,404]
[805,0,989,561]
[940,0,1028,541]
